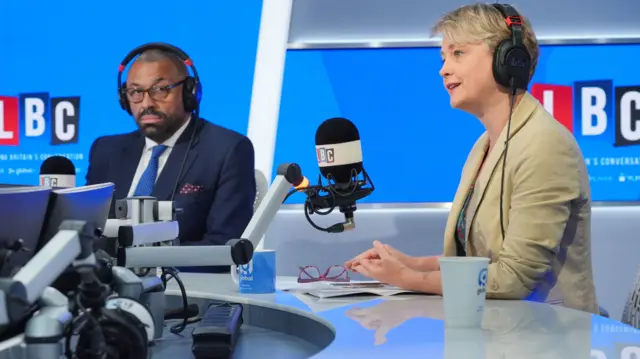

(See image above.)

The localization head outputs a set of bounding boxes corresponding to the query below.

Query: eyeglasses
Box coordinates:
[124,78,186,103]
[297,265,350,283]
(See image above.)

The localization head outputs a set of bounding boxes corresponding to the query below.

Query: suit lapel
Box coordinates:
[152,119,202,200]
[112,133,144,201]
[466,93,541,229]
[443,134,489,256]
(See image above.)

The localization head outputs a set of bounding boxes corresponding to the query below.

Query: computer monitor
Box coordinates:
[36,183,114,295]
[38,183,115,249]
[0,187,52,277]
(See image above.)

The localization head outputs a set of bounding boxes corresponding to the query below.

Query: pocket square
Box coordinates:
[180,183,205,194]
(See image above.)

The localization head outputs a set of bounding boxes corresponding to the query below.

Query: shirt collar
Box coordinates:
[144,116,191,150]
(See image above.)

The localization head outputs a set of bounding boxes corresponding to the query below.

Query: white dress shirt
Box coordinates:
[127,119,190,197]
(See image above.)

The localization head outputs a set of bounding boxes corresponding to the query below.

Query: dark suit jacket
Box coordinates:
[86,117,256,273]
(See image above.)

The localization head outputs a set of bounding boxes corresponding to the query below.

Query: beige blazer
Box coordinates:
[443,92,598,314]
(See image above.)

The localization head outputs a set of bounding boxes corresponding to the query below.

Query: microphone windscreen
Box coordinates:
[315,117,363,184]
[40,156,75,175]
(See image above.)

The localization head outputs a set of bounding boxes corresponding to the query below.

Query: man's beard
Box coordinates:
[136,109,181,143]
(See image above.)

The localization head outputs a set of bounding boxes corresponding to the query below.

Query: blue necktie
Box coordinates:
[133,145,168,196]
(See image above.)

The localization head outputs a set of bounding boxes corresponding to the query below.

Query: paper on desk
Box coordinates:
[275,276,324,291]
[278,278,424,299]
[276,277,381,291]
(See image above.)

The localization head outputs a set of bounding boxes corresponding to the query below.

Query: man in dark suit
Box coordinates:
[86,46,256,273]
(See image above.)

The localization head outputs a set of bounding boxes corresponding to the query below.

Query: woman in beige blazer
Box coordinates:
[345,3,598,314]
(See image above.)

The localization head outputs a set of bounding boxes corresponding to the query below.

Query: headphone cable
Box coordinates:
[499,81,518,240]
[169,109,198,202]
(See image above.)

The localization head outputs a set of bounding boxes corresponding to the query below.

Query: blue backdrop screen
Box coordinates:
[1,3,639,205]
[275,44,640,203]
[0,0,262,184]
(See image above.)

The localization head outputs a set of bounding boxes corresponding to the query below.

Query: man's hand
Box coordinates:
[352,241,414,288]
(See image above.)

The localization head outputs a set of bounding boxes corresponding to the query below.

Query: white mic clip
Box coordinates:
[114,197,178,223]
[104,197,180,247]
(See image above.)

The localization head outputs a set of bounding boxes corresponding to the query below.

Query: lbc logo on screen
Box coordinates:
[0,92,80,146]
[531,80,640,147]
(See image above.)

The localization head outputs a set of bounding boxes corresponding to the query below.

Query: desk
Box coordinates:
[161,274,640,359]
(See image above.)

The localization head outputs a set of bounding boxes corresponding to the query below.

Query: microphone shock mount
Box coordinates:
[285,168,375,233]
[66,263,148,359]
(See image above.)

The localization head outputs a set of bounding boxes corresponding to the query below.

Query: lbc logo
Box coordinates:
[40,176,59,186]
[0,92,80,146]
[531,80,640,147]
[316,147,335,164]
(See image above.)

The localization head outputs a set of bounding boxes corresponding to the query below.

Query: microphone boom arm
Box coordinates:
[0,220,97,326]
[115,163,305,269]
[118,239,254,268]
[244,163,306,251]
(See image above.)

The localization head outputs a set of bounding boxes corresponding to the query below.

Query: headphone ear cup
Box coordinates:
[492,39,513,88]
[194,79,202,106]
[118,82,133,115]
[182,76,200,113]
[493,39,532,90]
[504,47,531,90]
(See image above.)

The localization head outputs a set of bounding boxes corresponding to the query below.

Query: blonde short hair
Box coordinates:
[432,3,539,80]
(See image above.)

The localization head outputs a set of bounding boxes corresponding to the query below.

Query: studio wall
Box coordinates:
[1,1,639,204]
[289,0,640,47]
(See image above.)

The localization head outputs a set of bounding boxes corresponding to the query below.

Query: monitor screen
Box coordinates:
[38,183,114,250]
[0,187,51,276]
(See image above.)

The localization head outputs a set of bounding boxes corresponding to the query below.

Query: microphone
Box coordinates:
[60,223,150,359]
[297,117,375,233]
[39,156,76,187]
[73,295,152,359]
[315,117,364,185]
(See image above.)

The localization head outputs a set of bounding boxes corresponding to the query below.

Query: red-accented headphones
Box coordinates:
[491,4,532,91]
[117,42,202,115]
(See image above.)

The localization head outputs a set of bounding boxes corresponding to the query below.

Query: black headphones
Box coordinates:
[74,308,149,359]
[117,42,203,115]
[491,4,532,91]
[491,5,533,241]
